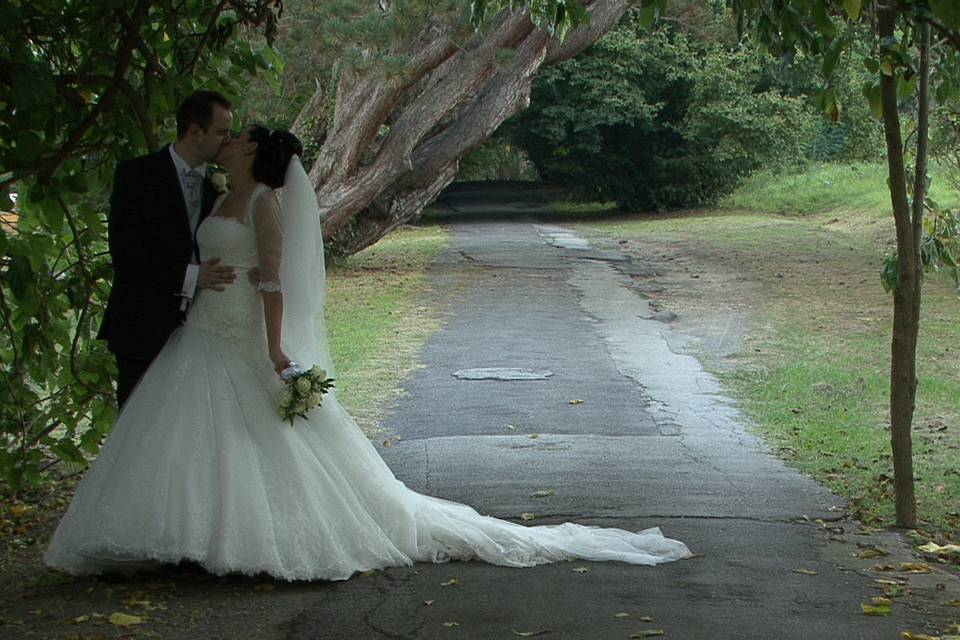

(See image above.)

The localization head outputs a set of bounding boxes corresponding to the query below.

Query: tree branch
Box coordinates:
[38,0,151,184]
[316,10,541,235]
[116,80,159,152]
[544,0,630,66]
[185,0,230,75]
[926,17,960,52]
[311,24,462,186]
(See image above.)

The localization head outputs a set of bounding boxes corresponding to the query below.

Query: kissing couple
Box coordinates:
[45,90,691,580]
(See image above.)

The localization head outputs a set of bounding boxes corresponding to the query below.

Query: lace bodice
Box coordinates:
[186,184,278,339]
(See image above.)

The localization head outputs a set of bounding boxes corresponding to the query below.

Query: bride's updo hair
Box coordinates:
[248,125,303,188]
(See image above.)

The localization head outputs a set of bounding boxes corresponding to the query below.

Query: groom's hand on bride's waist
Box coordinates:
[198,258,236,291]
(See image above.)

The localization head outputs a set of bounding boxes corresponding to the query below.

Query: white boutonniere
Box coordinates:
[209,170,229,193]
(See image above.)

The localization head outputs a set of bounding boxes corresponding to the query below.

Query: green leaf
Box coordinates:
[843,0,862,21]
[638,4,658,30]
[881,254,899,293]
[936,78,958,103]
[51,439,87,466]
[822,39,843,79]
[930,0,960,30]
[862,81,883,119]
[79,428,103,455]
[897,75,918,100]
[470,0,487,26]
[38,201,64,231]
[5,254,34,302]
[14,131,43,165]
[811,3,837,37]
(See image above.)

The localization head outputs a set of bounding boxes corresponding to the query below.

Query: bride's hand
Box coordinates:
[270,350,292,375]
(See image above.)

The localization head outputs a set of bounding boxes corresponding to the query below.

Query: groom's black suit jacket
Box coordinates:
[98,146,218,362]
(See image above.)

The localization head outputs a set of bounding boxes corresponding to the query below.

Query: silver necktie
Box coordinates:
[184,170,202,228]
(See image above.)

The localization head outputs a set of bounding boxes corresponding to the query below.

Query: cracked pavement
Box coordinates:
[283,207,937,639]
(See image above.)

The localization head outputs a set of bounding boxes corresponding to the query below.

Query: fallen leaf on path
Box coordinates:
[871,597,894,606]
[857,547,888,559]
[919,542,960,556]
[639,617,654,622]
[879,583,907,597]
[443,621,460,628]
[568,399,584,405]
[512,629,552,637]
[792,569,818,575]
[900,632,939,640]
[571,566,590,574]
[71,615,90,624]
[109,612,144,627]
[861,602,892,616]
[873,564,897,571]
[528,433,540,439]
[381,440,391,447]
[630,631,665,638]
[949,599,960,607]
[506,425,516,430]
[424,600,436,606]
[440,578,459,587]
[520,513,536,521]
[124,596,162,611]
[898,562,932,573]
[614,612,631,618]
[530,490,555,499]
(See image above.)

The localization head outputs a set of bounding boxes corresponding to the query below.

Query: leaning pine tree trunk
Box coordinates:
[292,1,630,257]
[878,6,927,528]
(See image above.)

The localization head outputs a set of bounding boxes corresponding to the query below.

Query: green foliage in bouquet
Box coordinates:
[277,366,336,425]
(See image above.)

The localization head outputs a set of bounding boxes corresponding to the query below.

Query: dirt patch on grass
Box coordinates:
[578,208,900,365]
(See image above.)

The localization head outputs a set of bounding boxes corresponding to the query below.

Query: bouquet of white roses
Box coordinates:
[277,363,335,425]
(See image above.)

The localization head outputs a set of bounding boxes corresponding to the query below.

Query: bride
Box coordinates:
[45,126,691,581]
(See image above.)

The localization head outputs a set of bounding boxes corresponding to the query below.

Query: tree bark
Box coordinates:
[293,1,630,256]
[878,4,920,528]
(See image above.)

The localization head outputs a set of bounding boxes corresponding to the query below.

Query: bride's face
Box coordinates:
[217,127,257,170]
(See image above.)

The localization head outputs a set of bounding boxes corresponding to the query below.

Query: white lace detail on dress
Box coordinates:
[250,184,283,294]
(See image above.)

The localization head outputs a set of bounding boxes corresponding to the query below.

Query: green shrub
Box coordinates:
[502,17,820,210]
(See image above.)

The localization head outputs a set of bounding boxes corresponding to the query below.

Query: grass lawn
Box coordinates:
[568,162,960,539]
[325,223,451,436]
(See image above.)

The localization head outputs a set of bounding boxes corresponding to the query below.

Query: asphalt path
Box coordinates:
[285,206,934,639]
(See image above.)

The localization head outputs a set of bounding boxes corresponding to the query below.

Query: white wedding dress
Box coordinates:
[45,181,690,581]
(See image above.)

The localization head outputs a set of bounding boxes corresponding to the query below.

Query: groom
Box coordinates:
[99,90,238,408]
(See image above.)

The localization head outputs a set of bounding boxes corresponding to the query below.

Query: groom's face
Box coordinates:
[196,106,234,164]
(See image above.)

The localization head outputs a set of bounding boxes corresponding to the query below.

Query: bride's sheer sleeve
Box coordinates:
[252,192,283,293]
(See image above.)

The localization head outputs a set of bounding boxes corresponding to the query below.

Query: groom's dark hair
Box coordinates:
[176,91,232,139]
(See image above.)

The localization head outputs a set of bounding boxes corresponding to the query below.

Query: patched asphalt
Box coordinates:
[282,203,937,639]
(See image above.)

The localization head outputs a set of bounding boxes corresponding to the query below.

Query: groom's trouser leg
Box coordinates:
[115,353,154,409]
